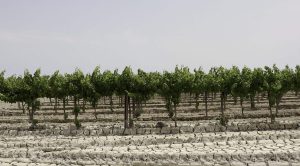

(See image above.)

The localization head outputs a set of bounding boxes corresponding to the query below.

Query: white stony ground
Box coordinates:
[1,130,300,165]
[1,93,300,165]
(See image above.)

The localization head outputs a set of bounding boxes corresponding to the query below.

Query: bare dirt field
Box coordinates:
[1,93,300,166]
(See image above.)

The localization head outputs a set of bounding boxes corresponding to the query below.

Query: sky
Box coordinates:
[0,0,300,75]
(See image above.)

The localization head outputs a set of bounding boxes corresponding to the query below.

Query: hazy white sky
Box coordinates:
[0,0,300,75]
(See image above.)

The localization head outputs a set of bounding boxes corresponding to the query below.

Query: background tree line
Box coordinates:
[0,65,300,128]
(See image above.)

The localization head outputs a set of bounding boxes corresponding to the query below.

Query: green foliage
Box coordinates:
[74,119,81,129]
[20,69,47,124]
[101,70,118,97]
[158,66,193,127]
[66,68,85,99]
[217,115,229,126]
[132,69,159,101]
[81,74,93,100]
[117,66,135,95]
[29,119,39,130]
[90,66,102,107]
[0,71,7,95]
[129,69,161,118]
[47,71,69,100]
[232,67,250,94]
[1,75,29,104]
[73,106,81,126]
[159,66,193,105]
[231,67,252,103]
[263,65,282,107]
[215,66,240,95]
[279,65,294,96]
[294,65,300,94]
[133,108,143,118]
[1,65,299,127]
[193,67,218,95]
[23,69,47,101]
[129,119,134,128]
[250,68,265,94]
[165,99,174,118]
[33,100,41,110]
[64,112,68,120]
[73,106,81,115]
[32,119,38,126]
[155,121,167,128]
[192,68,205,96]
[48,71,60,98]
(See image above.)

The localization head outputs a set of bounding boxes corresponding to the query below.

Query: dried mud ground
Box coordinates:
[1,94,300,166]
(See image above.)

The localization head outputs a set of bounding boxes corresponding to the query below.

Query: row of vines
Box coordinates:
[0,65,300,128]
